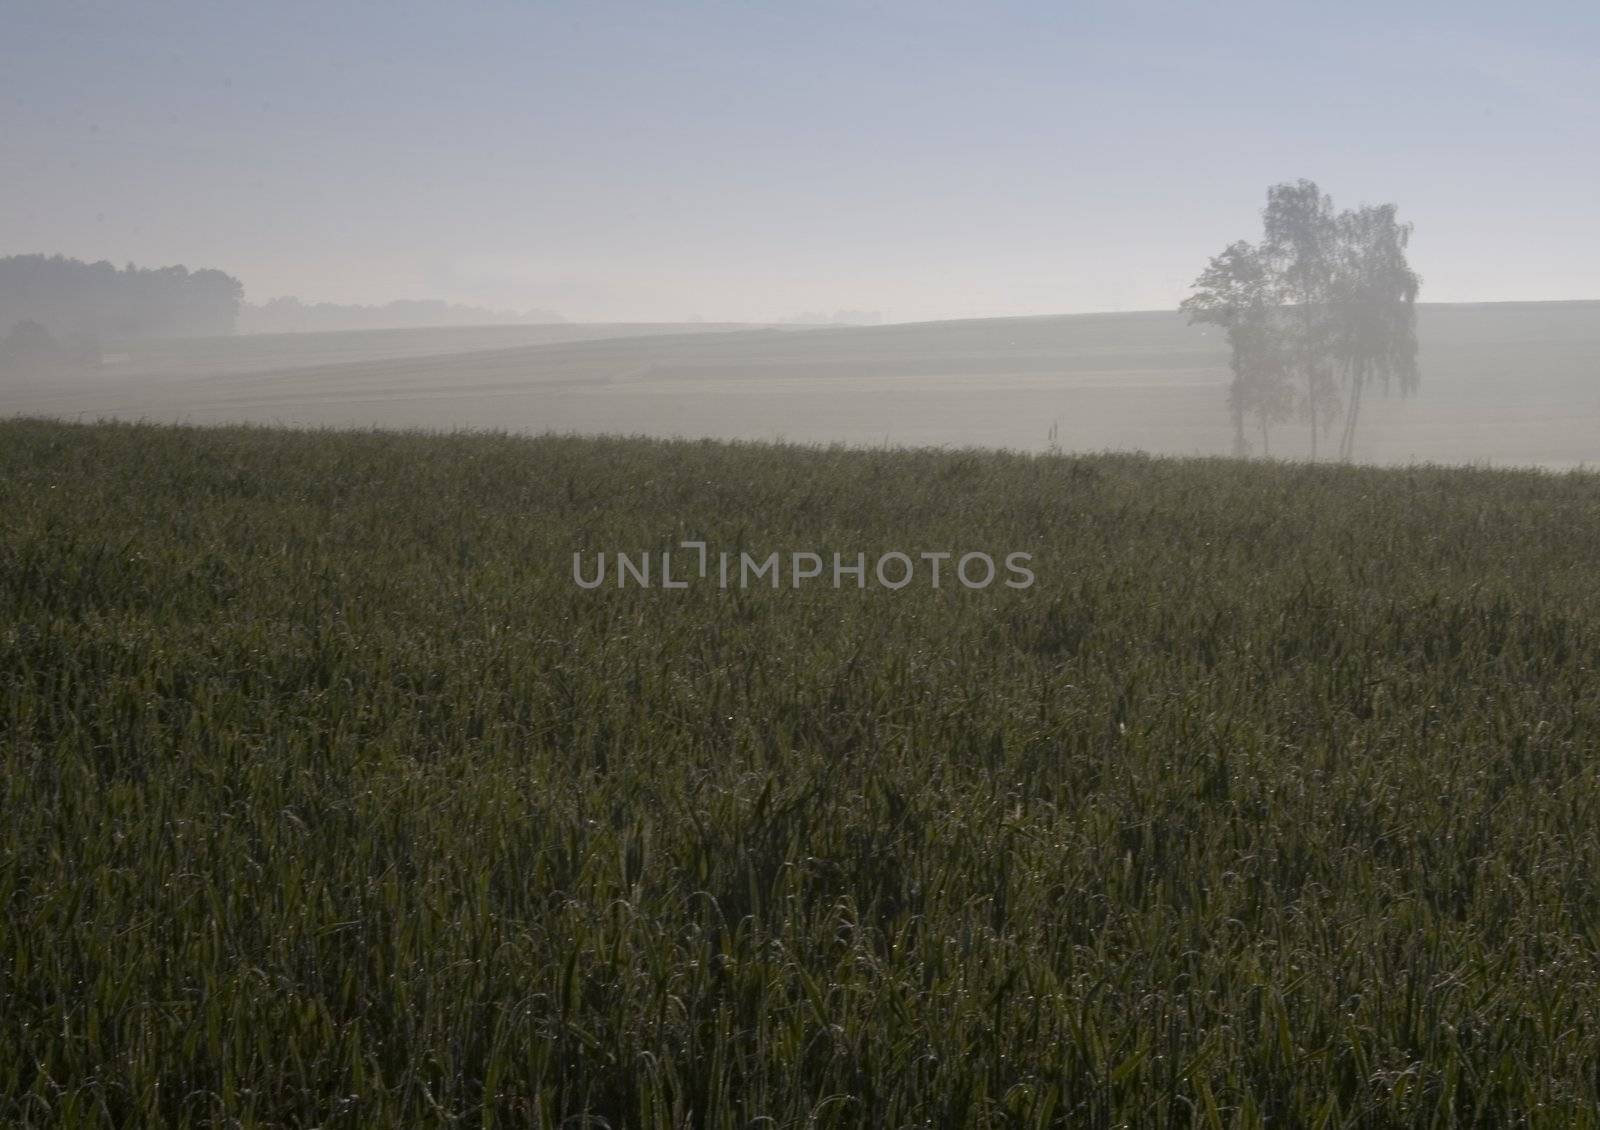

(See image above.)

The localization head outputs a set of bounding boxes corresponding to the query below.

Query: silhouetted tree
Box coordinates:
[1330,204,1420,460]
[1260,181,1342,459]
[1,319,64,376]
[1181,241,1294,456]
[1188,182,1421,461]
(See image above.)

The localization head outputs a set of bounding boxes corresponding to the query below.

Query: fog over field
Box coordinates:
[7,5,1598,470]
[13,1,1600,1122]
[6,301,1599,469]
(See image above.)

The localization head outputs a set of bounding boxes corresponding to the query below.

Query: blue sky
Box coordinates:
[3,0,1596,321]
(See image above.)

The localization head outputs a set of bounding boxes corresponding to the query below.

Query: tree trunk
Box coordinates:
[1302,301,1318,462]
[1340,364,1365,461]
[1309,381,1318,462]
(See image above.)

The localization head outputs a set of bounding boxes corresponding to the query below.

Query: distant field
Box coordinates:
[6,419,1600,1124]
[96,321,774,378]
[4,301,1600,468]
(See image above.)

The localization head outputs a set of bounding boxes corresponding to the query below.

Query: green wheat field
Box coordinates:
[5,417,1600,1127]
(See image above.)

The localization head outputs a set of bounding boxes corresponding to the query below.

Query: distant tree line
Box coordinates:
[0,254,245,348]
[239,297,566,334]
[777,309,884,326]
[1183,180,1420,461]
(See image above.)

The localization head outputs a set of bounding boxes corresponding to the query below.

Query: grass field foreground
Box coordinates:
[4,419,1600,1126]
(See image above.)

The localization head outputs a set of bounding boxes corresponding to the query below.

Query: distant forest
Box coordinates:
[0,254,244,342]
[0,254,574,349]
[239,297,566,335]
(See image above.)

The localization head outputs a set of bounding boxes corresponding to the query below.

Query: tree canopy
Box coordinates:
[0,254,244,344]
[1183,181,1420,460]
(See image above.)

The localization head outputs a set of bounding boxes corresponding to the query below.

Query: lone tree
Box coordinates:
[1184,180,1420,460]
[1329,203,1420,460]
[0,320,64,376]
[1180,241,1294,457]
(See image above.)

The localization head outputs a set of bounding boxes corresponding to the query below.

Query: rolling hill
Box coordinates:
[4,301,1599,468]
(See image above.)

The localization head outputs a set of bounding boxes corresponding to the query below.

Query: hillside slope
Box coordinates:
[5,301,1599,468]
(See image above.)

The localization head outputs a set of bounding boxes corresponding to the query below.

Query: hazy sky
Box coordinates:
[4,0,1597,322]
